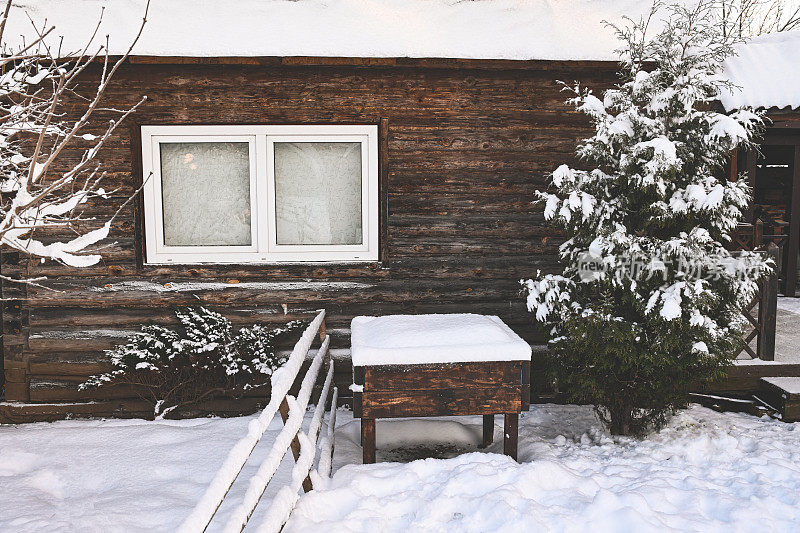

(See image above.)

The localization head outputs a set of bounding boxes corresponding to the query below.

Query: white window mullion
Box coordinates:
[255,133,270,259]
[265,135,279,258]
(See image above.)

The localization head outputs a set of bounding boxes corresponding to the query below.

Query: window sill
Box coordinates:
[138,260,388,271]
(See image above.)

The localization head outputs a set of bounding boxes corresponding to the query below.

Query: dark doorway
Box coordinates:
[744,131,800,296]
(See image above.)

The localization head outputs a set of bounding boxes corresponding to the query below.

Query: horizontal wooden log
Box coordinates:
[702,363,800,394]
[27,329,136,352]
[24,326,340,353]
[0,396,267,423]
[358,386,523,418]
[24,278,529,308]
[359,361,524,391]
[0,399,153,423]
[25,253,562,280]
[28,355,111,377]
[28,377,141,402]
[123,56,620,72]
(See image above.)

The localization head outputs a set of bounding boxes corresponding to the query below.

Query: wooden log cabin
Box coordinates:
[0,2,796,421]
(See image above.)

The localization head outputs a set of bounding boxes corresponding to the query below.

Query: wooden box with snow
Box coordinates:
[350,314,532,463]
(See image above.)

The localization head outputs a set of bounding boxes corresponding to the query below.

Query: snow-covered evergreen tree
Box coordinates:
[523,1,770,436]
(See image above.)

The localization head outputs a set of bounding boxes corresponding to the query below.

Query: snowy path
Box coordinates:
[2,405,800,532]
[775,297,800,363]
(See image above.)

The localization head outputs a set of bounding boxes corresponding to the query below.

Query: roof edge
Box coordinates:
[122,55,622,71]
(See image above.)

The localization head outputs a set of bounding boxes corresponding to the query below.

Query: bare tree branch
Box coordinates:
[0,1,150,282]
[715,0,800,37]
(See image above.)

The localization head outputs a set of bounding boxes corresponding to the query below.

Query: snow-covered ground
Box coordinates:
[2,405,800,532]
[0,414,291,532]
[777,296,800,316]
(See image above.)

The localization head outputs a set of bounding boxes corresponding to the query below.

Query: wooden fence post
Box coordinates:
[754,218,763,249]
[279,398,303,459]
[277,312,328,494]
[787,144,800,296]
[758,242,779,361]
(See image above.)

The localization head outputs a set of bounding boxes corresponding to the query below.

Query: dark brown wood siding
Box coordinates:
[1,58,618,406]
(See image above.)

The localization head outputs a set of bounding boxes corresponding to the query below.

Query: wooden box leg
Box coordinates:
[481,414,494,448]
[362,418,376,464]
[503,413,518,461]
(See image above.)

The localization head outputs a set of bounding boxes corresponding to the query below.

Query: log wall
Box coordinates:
[0,57,618,413]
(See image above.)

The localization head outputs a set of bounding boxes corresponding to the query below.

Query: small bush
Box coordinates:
[81,307,307,419]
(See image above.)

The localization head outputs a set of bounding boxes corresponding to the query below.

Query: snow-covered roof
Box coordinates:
[6,0,654,61]
[721,30,800,111]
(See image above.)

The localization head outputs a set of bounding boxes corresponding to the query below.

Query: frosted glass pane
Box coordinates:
[274,142,363,245]
[159,142,252,246]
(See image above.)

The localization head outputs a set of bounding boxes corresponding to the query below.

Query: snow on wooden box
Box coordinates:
[757,377,800,422]
[351,313,531,463]
[350,313,532,366]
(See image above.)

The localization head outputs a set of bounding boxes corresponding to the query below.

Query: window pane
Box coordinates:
[159,142,252,246]
[274,142,363,245]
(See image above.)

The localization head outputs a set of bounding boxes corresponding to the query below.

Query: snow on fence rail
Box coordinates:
[178,310,338,533]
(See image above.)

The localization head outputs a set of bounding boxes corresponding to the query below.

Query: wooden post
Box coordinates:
[744,149,757,223]
[759,243,779,361]
[785,145,800,296]
[279,397,313,492]
[503,413,518,461]
[362,418,376,464]
[1,250,28,402]
[318,314,327,343]
[728,147,739,182]
[378,117,389,264]
[522,360,531,410]
[481,414,494,448]
[754,218,764,249]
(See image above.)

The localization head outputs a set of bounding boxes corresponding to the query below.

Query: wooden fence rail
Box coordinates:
[733,221,779,361]
[178,310,338,533]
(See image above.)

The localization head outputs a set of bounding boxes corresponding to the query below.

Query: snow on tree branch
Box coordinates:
[522,0,773,436]
[0,0,149,279]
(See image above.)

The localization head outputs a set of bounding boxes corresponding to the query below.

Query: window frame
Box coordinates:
[140,124,379,264]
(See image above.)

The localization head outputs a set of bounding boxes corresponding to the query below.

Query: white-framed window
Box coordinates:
[140,125,379,264]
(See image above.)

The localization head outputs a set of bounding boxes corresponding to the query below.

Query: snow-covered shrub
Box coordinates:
[81,307,307,419]
[523,1,771,436]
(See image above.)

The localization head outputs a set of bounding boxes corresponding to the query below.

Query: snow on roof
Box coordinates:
[5,0,654,61]
[721,30,800,111]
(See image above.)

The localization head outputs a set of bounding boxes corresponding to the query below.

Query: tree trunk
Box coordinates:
[608,402,634,436]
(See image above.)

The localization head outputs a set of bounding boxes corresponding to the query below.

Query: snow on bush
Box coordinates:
[522,1,771,436]
[81,307,307,419]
